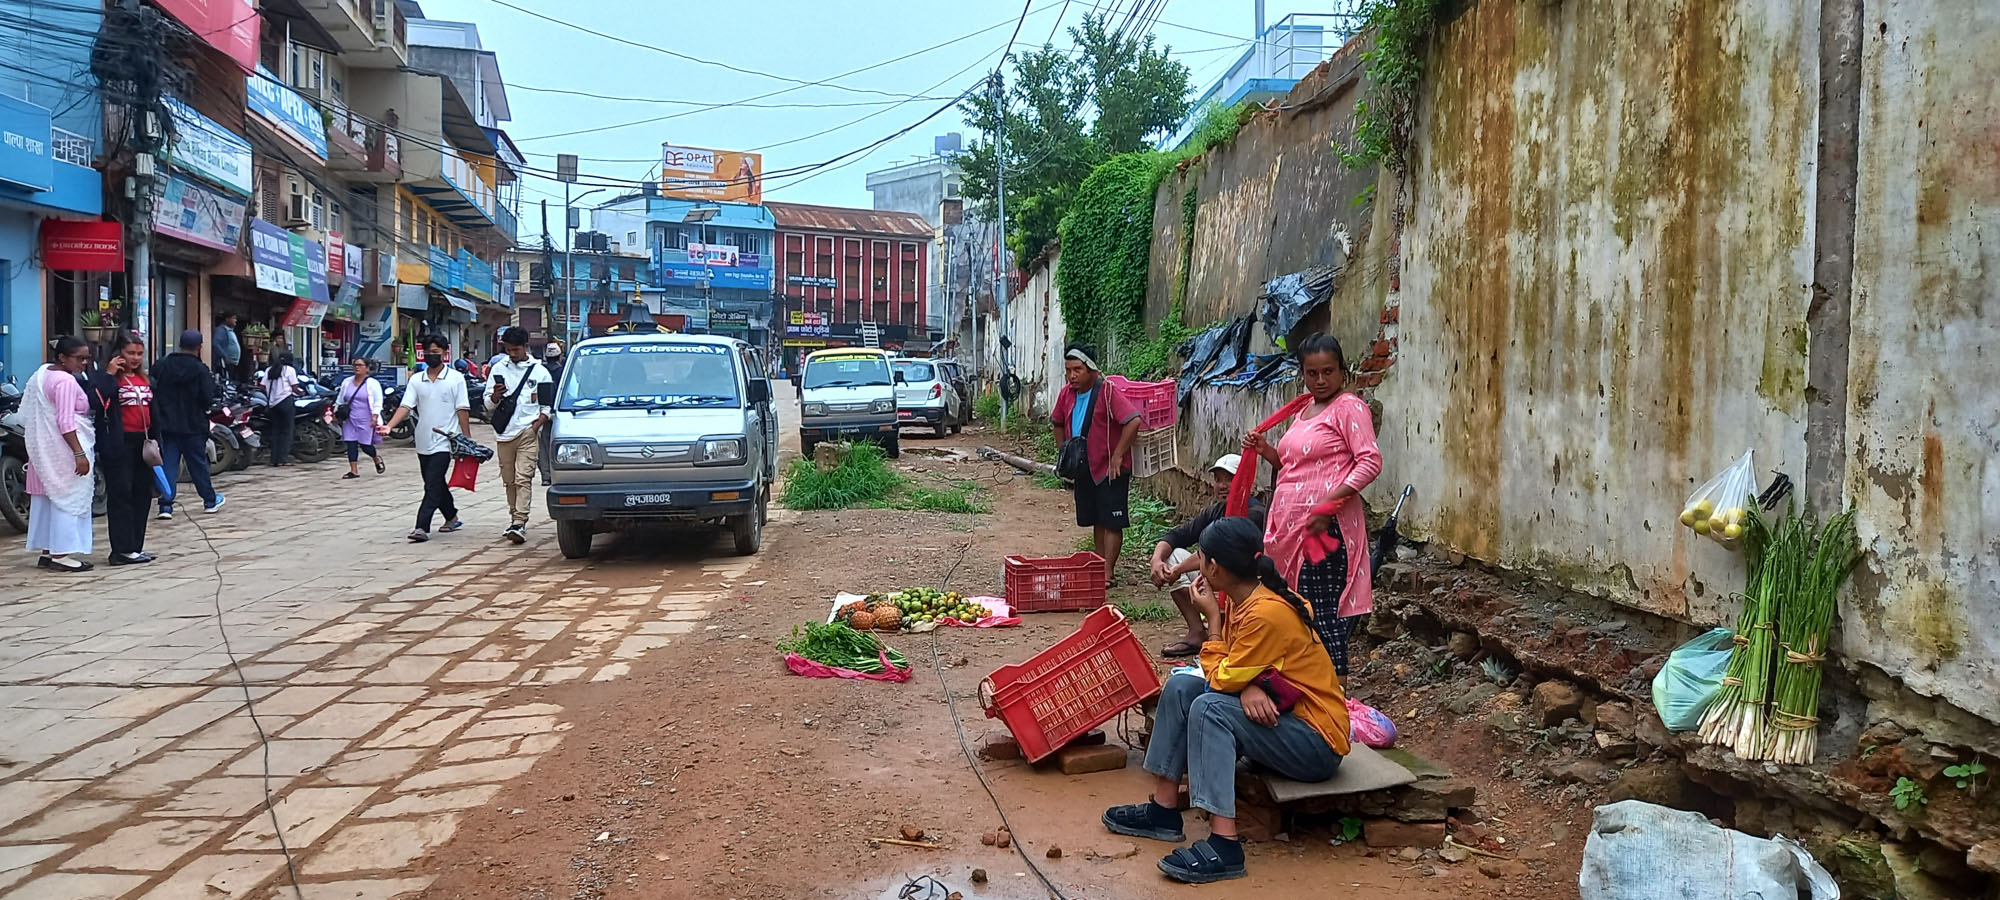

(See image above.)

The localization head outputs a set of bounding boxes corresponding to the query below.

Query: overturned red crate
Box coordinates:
[981,606,1164,763]
[1108,375,1178,430]
[1004,551,1107,613]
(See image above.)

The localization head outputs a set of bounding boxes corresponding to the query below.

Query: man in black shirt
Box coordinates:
[152,329,223,519]
[1147,454,1268,657]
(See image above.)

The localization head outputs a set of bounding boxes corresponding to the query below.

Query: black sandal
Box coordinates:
[1157,839,1246,884]
[374,457,386,474]
[1161,640,1201,658]
[1101,803,1185,843]
[342,472,360,480]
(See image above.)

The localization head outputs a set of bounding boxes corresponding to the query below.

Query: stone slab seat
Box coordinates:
[1247,742,1421,804]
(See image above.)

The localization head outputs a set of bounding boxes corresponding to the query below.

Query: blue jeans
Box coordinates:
[1143,673,1340,818]
[158,431,217,512]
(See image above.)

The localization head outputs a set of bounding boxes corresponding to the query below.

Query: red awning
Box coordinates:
[40,220,124,271]
[154,0,260,72]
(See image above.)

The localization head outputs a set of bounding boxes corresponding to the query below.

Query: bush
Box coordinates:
[780,443,902,510]
[899,485,990,514]
[973,389,1001,422]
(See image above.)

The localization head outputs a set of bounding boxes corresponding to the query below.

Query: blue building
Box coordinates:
[1159,13,1344,151]
[0,0,105,379]
[591,194,774,345]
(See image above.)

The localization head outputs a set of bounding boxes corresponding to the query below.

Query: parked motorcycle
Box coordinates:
[381,382,413,440]
[1,374,108,532]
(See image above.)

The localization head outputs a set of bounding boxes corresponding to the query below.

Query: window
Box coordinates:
[844,257,860,292]
[786,250,803,275]
[845,299,862,321]
[873,274,887,292]
[901,258,917,295]
[627,231,638,246]
[504,260,520,281]
[330,76,344,102]
[945,181,961,199]
[619,261,635,282]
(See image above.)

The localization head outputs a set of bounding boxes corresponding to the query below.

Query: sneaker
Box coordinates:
[156,508,174,520]
[203,494,226,514]
[504,524,526,544]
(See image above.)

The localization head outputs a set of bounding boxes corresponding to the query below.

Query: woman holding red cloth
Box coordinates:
[1241,334,1382,676]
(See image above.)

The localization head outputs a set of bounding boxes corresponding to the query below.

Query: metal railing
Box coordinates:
[50,127,92,167]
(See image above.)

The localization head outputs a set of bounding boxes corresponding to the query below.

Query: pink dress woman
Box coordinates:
[1263,392,1382,676]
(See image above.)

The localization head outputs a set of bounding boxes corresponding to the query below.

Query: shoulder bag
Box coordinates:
[1055,387,1099,482]
[489,365,533,433]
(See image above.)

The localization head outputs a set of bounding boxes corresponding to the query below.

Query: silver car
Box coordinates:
[891,357,965,437]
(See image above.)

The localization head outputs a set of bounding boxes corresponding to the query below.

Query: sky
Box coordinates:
[413,0,1349,216]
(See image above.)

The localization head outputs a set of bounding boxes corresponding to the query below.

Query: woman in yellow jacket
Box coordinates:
[1102,516,1350,883]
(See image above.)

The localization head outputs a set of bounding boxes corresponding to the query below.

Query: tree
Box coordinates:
[959,14,1190,268]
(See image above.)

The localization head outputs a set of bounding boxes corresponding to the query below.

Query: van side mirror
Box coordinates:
[536,382,556,406]
[893,371,907,384]
[747,379,770,405]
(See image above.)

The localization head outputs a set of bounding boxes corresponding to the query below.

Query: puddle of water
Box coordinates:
[870,864,1044,900]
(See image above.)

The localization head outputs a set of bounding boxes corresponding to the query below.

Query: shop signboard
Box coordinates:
[355,304,395,362]
[345,242,365,284]
[247,66,328,159]
[375,248,395,286]
[659,144,762,203]
[152,173,245,252]
[326,231,344,282]
[306,240,329,304]
[786,309,830,338]
[459,250,493,303]
[427,245,455,291]
[688,242,739,268]
[155,0,258,72]
[711,310,750,327]
[289,232,311,299]
[326,281,362,322]
[785,274,837,289]
[39,220,123,271]
[249,219,297,295]
[162,97,253,196]
[0,93,52,192]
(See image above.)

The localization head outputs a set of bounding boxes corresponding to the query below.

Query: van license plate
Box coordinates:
[623,493,674,507]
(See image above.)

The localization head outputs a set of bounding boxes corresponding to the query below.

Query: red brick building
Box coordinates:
[767,202,931,365]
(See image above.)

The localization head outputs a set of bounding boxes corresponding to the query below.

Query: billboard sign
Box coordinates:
[162,97,253,196]
[248,66,328,159]
[152,172,246,251]
[687,242,739,268]
[155,0,259,72]
[659,144,762,203]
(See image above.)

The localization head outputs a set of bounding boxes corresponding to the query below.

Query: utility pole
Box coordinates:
[555,154,578,343]
[991,69,1009,430]
[126,2,164,345]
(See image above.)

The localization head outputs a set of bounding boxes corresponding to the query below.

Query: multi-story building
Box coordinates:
[864,139,1000,361]
[767,201,930,372]
[590,194,774,345]
[0,0,105,376]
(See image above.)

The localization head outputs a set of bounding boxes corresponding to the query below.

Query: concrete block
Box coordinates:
[1053,743,1127,775]
[1364,819,1446,849]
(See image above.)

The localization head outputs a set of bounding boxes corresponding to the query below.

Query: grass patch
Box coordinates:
[898,481,990,514]
[780,443,901,510]
[974,389,1001,422]
[1117,601,1176,623]
[1034,471,1066,490]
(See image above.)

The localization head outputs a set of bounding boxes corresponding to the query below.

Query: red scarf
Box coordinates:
[1228,392,1341,564]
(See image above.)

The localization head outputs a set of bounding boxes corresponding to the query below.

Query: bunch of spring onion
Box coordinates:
[1698,500,1784,757]
[1768,508,1861,765]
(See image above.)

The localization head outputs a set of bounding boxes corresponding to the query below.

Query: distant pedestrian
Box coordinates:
[258,350,303,467]
[213,313,242,381]
[486,326,552,545]
[379,334,470,542]
[542,341,564,381]
[1050,346,1143,585]
[337,357,386,479]
[153,329,224,519]
[87,332,158,565]
[22,336,97,572]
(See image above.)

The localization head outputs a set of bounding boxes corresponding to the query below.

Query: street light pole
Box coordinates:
[563,180,574,344]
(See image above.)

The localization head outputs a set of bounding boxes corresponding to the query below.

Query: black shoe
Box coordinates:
[1102,802,1187,843]
[504,524,526,544]
[38,556,94,573]
[109,552,155,566]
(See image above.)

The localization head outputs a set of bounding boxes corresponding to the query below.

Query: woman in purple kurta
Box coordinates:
[338,357,386,479]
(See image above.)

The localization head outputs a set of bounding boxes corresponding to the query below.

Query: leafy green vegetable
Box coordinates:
[777,622,907,673]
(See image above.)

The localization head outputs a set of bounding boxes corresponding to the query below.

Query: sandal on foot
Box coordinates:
[407,530,430,543]
[438,520,464,533]
[1101,803,1185,843]
[374,458,386,474]
[343,472,360,480]
[1161,640,1201,658]
[1157,839,1246,884]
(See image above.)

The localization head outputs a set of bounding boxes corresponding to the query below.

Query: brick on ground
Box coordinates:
[1053,743,1127,775]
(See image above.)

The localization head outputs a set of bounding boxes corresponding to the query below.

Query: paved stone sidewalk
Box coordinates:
[0,447,753,898]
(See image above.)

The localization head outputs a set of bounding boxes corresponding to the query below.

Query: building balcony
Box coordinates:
[326,103,402,182]
[322,0,406,69]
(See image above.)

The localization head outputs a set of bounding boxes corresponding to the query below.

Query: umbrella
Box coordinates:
[1371,485,1414,579]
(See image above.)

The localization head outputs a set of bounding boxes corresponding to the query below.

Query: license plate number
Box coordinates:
[623,493,673,507]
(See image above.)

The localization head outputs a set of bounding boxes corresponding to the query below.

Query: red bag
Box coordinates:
[447,457,479,491]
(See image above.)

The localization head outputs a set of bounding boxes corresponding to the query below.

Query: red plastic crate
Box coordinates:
[1109,375,1178,430]
[981,606,1165,763]
[1004,551,1108,613]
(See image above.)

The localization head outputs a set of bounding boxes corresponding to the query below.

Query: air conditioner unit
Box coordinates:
[371,0,390,30]
[284,192,311,227]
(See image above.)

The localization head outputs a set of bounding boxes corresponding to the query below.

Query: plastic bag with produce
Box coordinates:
[1681,450,1759,546]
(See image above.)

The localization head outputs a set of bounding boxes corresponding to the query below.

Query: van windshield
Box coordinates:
[892,361,935,383]
[803,354,891,390]
[560,343,739,410]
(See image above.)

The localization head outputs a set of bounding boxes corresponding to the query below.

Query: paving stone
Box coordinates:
[3,799,138,840]
[128,700,244,740]
[222,786,376,850]
[281,704,404,740]
[223,738,352,777]
[394,756,538,792]
[78,686,206,719]
[147,777,283,819]
[297,623,382,644]
[98,750,238,799]
[259,876,435,900]
[363,707,478,749]
[0,717,128,763]
[591,663,630,682]
[35,733,173,780]
[358,656,450,684]
[360,784,504,819]
[0,843,68,890]
[459,715,562,740]
[318,749,430,786]
[436,732,562,764]
[301,815,461,874]
[439,661,520,684]
[253,686,352,716]
[134,852,285,900]
[65,817,232,870]
[636,620,699,635]
[0,780,86,831]
[2,871,150,900]
[251,643,340,664]
[180,712,297,749]
[518,666,585,685]
[338,687,427,704]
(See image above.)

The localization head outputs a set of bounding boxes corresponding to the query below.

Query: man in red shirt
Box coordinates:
[1050,346,1144,583]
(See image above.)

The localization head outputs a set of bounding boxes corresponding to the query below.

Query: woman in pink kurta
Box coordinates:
[1243,334,1382,676]
[22,336,99,571]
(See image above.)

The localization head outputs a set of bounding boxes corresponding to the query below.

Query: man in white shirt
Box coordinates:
[378,334,471,542]
[486,326,552,544]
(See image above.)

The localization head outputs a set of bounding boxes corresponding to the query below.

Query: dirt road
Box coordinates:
[417,425,1590,900]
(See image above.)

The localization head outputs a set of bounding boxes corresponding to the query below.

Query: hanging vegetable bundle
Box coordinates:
[1697,502,1862,763]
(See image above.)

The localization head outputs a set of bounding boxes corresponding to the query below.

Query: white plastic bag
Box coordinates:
[1681,450,1759,546]
[1580,800,1839,900]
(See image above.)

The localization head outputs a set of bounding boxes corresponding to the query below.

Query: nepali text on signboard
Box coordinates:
[688,242,739,268]
[247,66,328,159]
[785,273,838,289]
[163,97,253,196]
[249,219,297,295]
[786,310,831,338]
[0,93,52,192]
[460,250,494,303]
[152,173,246,252]
[306,240,329,304]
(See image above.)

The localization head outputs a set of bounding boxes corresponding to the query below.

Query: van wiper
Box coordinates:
[814,379,859,387]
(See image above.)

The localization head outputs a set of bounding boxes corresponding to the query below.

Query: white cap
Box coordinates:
[1210,453,1242,475]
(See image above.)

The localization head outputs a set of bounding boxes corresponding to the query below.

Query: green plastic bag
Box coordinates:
[1652,627,1734,731]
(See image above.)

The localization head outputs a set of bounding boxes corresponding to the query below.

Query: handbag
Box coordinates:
[488,365,533,433]
[141,439,162,467]
[1055,386,1099,482]
[333,385,353,424]
[1255,670,1305,713]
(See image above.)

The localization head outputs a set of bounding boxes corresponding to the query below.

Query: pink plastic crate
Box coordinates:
[1004,551,1108,613]
[981,606,1164,763]
[1108,375,1177,429]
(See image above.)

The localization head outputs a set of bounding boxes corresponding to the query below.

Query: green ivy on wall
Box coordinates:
[1336,0,1452,172]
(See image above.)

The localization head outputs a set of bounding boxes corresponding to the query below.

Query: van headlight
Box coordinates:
[870,398,895,414]
[802,401,828,417]
[553,441,600,468]
[694,437,744,465]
